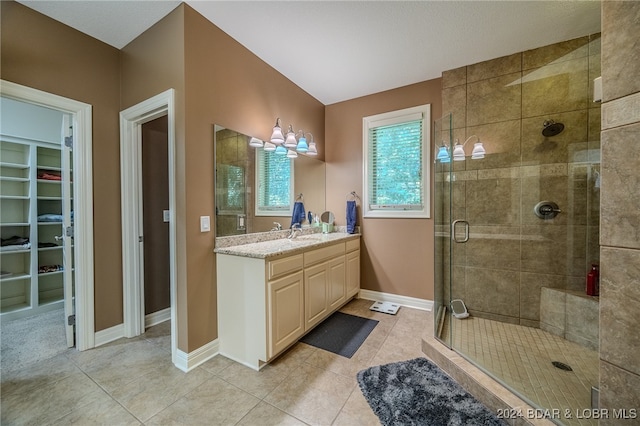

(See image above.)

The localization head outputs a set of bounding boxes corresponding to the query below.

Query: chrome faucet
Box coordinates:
[288,223,302,239]
[271,222,282,231]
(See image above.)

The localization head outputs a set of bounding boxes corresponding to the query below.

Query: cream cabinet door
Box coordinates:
[346,250,360,298]
[304,262,329,330]
[268,271,304,358]
[328,256,346,311]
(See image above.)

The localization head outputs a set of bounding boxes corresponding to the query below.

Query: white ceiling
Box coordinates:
[18,1,601,105]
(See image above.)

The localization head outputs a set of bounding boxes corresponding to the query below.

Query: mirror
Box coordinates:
[215,126,326,237]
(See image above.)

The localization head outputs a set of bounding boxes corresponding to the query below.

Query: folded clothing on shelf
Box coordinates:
[37,170,62,181]
[38,264,63,274]
[38,213,63,222]
[1,236,29,246]
[0,243,31,252]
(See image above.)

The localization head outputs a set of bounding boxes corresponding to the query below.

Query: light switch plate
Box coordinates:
[200,215,211,232]
[163,210,170,222]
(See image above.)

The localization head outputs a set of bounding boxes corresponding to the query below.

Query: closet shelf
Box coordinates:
[0,195,29,200]
[0,162,29,169]
[1,176,30,182]
[0,249,31,255]
[1,222,30,227]
[0,273,31,282]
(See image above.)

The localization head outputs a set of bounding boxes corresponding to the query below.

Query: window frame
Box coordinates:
[254,148,294,217]
[362,104,431,219]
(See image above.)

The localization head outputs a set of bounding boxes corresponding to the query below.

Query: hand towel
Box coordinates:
[346,200,357,234]
[291,201,306,228]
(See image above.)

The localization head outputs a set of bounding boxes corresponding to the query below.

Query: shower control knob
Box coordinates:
[534,201,561,219]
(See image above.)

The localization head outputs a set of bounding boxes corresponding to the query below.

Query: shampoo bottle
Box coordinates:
[586,264,599,296]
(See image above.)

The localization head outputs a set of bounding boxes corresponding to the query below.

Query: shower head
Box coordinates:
[542,120,564,137]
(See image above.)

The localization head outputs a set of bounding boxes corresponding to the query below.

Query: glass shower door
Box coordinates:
[433,113,453,347]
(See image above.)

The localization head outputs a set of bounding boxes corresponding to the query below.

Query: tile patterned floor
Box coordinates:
[1,299,431,425]
[449,315,599,426]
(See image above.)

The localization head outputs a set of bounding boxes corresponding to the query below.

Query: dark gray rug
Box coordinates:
[300,312,378,358]
[357,357,507,426]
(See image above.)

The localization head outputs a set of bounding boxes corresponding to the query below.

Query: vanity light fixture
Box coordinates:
[435,135,486,163]
[249,137,264,148]
[248,117,317,158]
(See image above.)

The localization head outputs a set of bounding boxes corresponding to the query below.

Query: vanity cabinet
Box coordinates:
[216,235,360,370]
[345,238,360,299]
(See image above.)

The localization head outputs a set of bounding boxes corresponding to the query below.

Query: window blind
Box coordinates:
[367,119,424,210]
[257,149,291,212]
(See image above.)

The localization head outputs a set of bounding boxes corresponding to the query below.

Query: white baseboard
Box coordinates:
[358,289,433,311]
[95,309,171,348]
[145,307,171,328]
[94,323,124,347]
[174,339,219,372]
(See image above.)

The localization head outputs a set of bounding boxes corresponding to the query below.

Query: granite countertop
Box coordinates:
[214,232,360,259]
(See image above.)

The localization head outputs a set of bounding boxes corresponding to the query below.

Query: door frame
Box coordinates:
[1,79,95,351]
[119,89,177,364]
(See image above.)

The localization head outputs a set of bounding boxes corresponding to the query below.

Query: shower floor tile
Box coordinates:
[449,316,599,426]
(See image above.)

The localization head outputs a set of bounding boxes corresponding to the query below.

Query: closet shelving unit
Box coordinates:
[1,138,72,321]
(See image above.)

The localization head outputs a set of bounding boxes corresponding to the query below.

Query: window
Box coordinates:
[363,104,430,218]
[255,148,293,216]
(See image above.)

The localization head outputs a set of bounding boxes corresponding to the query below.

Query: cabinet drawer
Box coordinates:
[268,254,303,280]
[345,238,360,253]
[304,242,345,267]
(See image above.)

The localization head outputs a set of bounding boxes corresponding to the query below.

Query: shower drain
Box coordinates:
[552,361,573,371]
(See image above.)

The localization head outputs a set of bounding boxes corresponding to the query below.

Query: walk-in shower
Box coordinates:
[433,34,602,426]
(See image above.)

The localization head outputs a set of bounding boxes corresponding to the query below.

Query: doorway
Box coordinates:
[0,80,95,356]
[120,89,177,366]
[141,116,171,325]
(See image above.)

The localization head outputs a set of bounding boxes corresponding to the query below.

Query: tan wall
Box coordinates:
[182,5,325,351]
[325,80,442,301]
[1,1,123,331]
[119,4,189,349]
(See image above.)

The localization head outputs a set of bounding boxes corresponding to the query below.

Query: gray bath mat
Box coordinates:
[300,312,378,358]
[357,357,507,426]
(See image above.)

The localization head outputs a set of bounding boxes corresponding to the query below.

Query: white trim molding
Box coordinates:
[94,323,124,347]
[120,89,178,367]
[145,308,171,328]
[358,289,433,311]
[174,340,219,372]
[1,79,95,351]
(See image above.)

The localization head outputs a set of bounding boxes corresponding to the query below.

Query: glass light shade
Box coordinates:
[296,136,308,152]
[275,145,287,155]
[287,149,298,158]
[307,141,317,155]
[436,146,450,163]
[263,141,276,152]
[249,137,263,148]
[284,130,297,148]
[471,142,486,159]
[452,143,466,161]
[270,125,285,144]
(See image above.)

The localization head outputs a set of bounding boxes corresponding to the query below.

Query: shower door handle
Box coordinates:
[451,220,469,243]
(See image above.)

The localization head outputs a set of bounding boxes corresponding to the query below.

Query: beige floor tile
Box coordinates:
[236,401,307,426]
[147,377,260,425]
[110,363,213,421]
[1,370,106,425]
[50,390,142,425]
[264,362,356,425]
[332,387,381,426]
[0,353,81,398]
[218,359,293,399]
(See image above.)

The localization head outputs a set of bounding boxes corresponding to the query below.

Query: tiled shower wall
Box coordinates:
[215,128,254,237]
[599,1,640,420]
[440,34,601,328]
